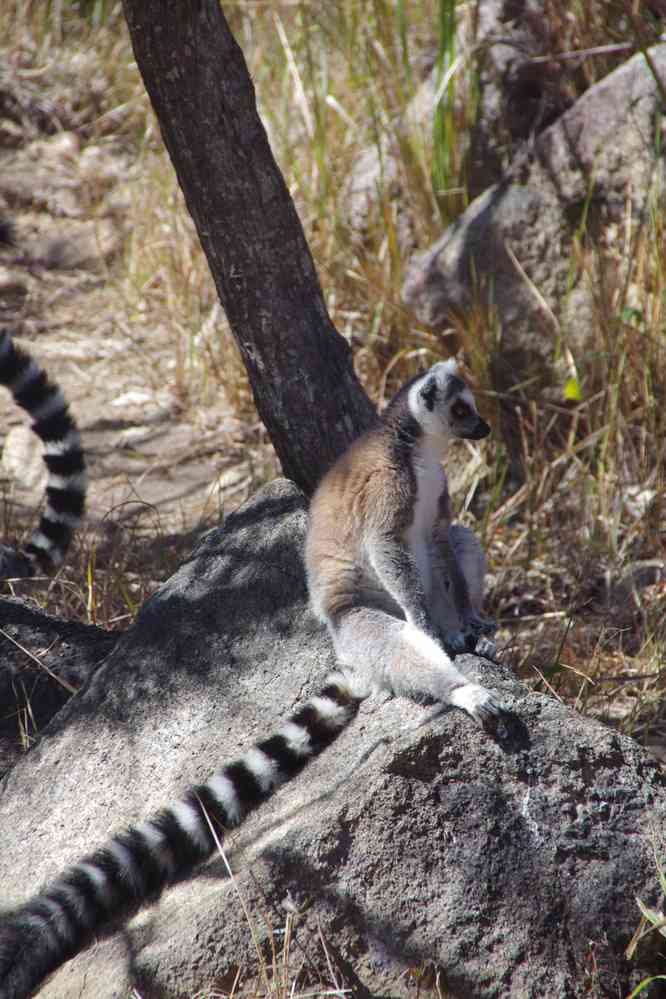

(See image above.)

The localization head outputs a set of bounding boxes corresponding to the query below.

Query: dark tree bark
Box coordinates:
[120,0,377,494]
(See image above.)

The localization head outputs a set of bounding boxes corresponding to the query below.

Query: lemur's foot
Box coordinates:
[474,635,497,660]
[442,629,467,656]
[464,614,497,638]
[443,617,497,657]
[461,615,497,654]
[450,682,506,730]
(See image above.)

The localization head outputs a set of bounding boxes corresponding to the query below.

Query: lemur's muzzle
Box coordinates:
[466,418,491,440]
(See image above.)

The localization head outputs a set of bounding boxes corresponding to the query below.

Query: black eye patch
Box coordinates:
[420,379,438,411]
[451,400,470,419]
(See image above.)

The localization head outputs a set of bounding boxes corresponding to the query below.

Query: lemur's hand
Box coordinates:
[463,613,497,638]
[442,615,497,658]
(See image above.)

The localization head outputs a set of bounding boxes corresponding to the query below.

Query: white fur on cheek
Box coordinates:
[407,373,453,440]
[407,375,427,423]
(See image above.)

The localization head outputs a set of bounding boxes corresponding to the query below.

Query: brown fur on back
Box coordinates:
[306,425,417,623]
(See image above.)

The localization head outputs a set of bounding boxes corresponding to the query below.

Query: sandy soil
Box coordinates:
[0,129,259,569]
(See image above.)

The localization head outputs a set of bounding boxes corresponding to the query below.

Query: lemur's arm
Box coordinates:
[432,483,495,652]
[368,532,435,637]
[434,483,471,617]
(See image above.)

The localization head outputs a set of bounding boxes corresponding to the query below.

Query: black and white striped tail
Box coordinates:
[0,330,86,576]
[0,673,362,999]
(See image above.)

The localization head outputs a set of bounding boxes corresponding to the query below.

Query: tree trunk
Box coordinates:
[120,0,377,495]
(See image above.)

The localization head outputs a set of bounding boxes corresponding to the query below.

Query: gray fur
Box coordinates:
[443,372,465,401]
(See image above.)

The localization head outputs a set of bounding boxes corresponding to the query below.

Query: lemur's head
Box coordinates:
[408,360,490,442]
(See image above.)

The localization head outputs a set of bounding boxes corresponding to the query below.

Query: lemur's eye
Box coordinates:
[451,400,469,419]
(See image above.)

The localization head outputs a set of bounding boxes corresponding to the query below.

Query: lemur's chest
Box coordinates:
[404,448,447,588]
[408,460,446,534]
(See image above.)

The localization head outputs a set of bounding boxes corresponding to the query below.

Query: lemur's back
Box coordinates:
[306,422,422,625]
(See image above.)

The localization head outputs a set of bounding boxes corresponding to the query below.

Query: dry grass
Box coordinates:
[0,0,664,747]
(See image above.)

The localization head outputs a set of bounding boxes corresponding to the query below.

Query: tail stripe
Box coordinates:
[28,517,70,550]
[25,531,63,561]
[14,378,59,420]
[202,773,242,825]
[275,720,313,756]
[319,680,356,706]
[0,331,11,362]
[33,410,77,444]
[29,389,67,426]
[75,863,114,905]
[90,844,142,907]
[45,472,87,494]
[256,732,310,780]
[223,760,266,810]
[0,343,30,385]
[168,801,213,855]
[41,891,84,950]
[43,504,83,529]
[60,868,111,927]
[22,898,73,950]
[151,807,209,875]
[186,785,232,840]
[108,839,144,897]
[290,702,343,749]
[44,450,86,480]
[10,362,43,401]
[0,676,363,998]
[114,829,170,902]
[135,822,174,868]
[43,429,82,456]
[242,747,279,793]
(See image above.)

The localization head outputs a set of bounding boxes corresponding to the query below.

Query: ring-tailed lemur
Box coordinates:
[306,358,501,725]
[0,330,87,577]
[0,360,504,999]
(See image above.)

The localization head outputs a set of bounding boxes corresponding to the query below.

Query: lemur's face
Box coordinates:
[411,361,490,442]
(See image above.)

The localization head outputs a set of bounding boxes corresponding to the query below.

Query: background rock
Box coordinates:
[403,46,666,415]
[467,0,575,198]
[1,479,665,998]
[345,0,573,248]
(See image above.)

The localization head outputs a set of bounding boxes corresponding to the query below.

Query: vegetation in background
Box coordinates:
[0,2,664,749]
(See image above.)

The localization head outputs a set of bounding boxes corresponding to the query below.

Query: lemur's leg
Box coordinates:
[330,607,503,728]
[430,525,496,656]
[367,536,435,638]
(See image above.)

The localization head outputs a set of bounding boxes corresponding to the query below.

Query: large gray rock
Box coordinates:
[404,46,666,407]
[1,479,665,997]
[466,0,575,198]
[346,0,573,246]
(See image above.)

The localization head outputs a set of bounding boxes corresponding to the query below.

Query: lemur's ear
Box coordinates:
[419,374,439,411]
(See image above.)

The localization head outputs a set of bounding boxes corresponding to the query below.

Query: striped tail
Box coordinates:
[0,330,87,576]
[0,673,363,999]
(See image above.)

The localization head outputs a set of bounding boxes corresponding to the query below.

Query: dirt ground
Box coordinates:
[0,121,266,590]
